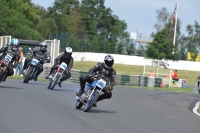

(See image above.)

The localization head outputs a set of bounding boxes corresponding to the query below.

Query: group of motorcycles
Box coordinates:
[0,53,111,112]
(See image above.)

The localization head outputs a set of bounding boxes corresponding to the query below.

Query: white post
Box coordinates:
[9,36,11,43]
[172,1,179,54]
[169,61,174,88]
[156,60,159,77]
[143,59,146,76]
[0,36,2,48]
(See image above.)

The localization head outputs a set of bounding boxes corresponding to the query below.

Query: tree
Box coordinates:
[181,21,200,61]
[80,0,129,53]
[146,29,178,60]
[153,7,181,58]
[48,0,81,33]
[0,0,42,40]
[178,35,187,60]
[137,44,145,56]
[154,8,169,32]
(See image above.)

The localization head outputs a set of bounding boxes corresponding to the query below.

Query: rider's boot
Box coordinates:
[93,102,97,107]
[77,87,84,96]
[45,75,50,79]
[58,81,61,88]
[34,76,38,81]
[2,75,7,82]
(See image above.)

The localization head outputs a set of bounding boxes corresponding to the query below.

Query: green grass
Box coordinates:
[124,85,194,93]
[73,61,199,86]
[8,75,48,82]
[8,72,195,93]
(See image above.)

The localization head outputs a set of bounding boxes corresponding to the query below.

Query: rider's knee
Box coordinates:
[106,91,112,99]
[80,75,86,82]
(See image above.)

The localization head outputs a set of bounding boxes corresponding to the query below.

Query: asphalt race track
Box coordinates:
[0,79,200,133]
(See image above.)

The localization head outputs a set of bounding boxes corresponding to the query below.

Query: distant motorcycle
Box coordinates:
[47,62,68,90]
[75,74,110,112]
[23,57,47,83]
[0,54,13,82]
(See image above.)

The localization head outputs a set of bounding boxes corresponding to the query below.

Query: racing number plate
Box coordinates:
[60,62,67,70]
[31,58,39,65]
[96,79,106,89]
[5,54,12,62]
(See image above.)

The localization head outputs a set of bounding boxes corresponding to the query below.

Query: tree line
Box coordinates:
[0,1,199,61]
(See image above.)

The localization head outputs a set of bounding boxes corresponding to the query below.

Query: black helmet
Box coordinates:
[64,47,73,57]
[104,55,114,69]
[39,41,47,51]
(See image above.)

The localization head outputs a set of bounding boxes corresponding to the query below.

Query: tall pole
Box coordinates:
[172,1,178,54]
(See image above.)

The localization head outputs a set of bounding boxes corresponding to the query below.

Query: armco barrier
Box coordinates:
[43,66,140,86]
[43,66,186,87]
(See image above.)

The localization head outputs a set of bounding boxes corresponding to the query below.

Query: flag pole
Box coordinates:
[172,1,178,54]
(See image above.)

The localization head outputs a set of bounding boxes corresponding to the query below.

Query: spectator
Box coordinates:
[15,47,24,76]
[172,70,179,83]
[148,70,155,77]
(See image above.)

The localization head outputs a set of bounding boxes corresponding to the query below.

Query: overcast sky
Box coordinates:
[32,0,200,36]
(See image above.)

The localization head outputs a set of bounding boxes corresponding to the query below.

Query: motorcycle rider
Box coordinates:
[77,55,116,107]
[0,38,20,81]
[45,47,73,88]
[22,41,50,81]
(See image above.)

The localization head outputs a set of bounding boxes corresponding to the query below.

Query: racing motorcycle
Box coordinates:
[0,54,13,82]
[75,74,110,112]
[23,57,47,83]
[47,62,68,90]
[198,88,200,94]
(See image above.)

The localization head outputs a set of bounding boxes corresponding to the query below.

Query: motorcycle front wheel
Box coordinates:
[23,68,33,83]
[49,74,60,90]
[83,91,99,112]
[76,101,84,109]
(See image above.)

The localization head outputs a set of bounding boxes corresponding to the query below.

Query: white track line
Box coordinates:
[193,102,200,116]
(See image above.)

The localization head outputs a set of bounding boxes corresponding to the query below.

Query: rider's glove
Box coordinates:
[63,69,68,75]
[110,87,113,90]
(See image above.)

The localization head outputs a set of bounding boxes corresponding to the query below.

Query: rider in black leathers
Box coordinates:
[0,38,20,81]
[77,55,116,107]
[22,41,50,81]
[45,47,73,87]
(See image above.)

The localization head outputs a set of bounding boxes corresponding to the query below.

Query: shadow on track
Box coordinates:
[48,88,74,92]
[77,108,116,114]
[24,82,46,85]
[0,85,22,89]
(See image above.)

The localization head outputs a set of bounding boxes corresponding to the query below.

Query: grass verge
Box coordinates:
[8,75,48,82]
[8,75,194,93]
[73,61,199,86]
[122,85,194,93]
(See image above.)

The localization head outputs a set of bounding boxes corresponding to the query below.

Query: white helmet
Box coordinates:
[64,47,73,57]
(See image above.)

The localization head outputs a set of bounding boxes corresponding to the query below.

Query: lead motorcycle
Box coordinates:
[23,57,47,83]
[0,54,13,82]
[47,62,68,90]
[75,74,110,112]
